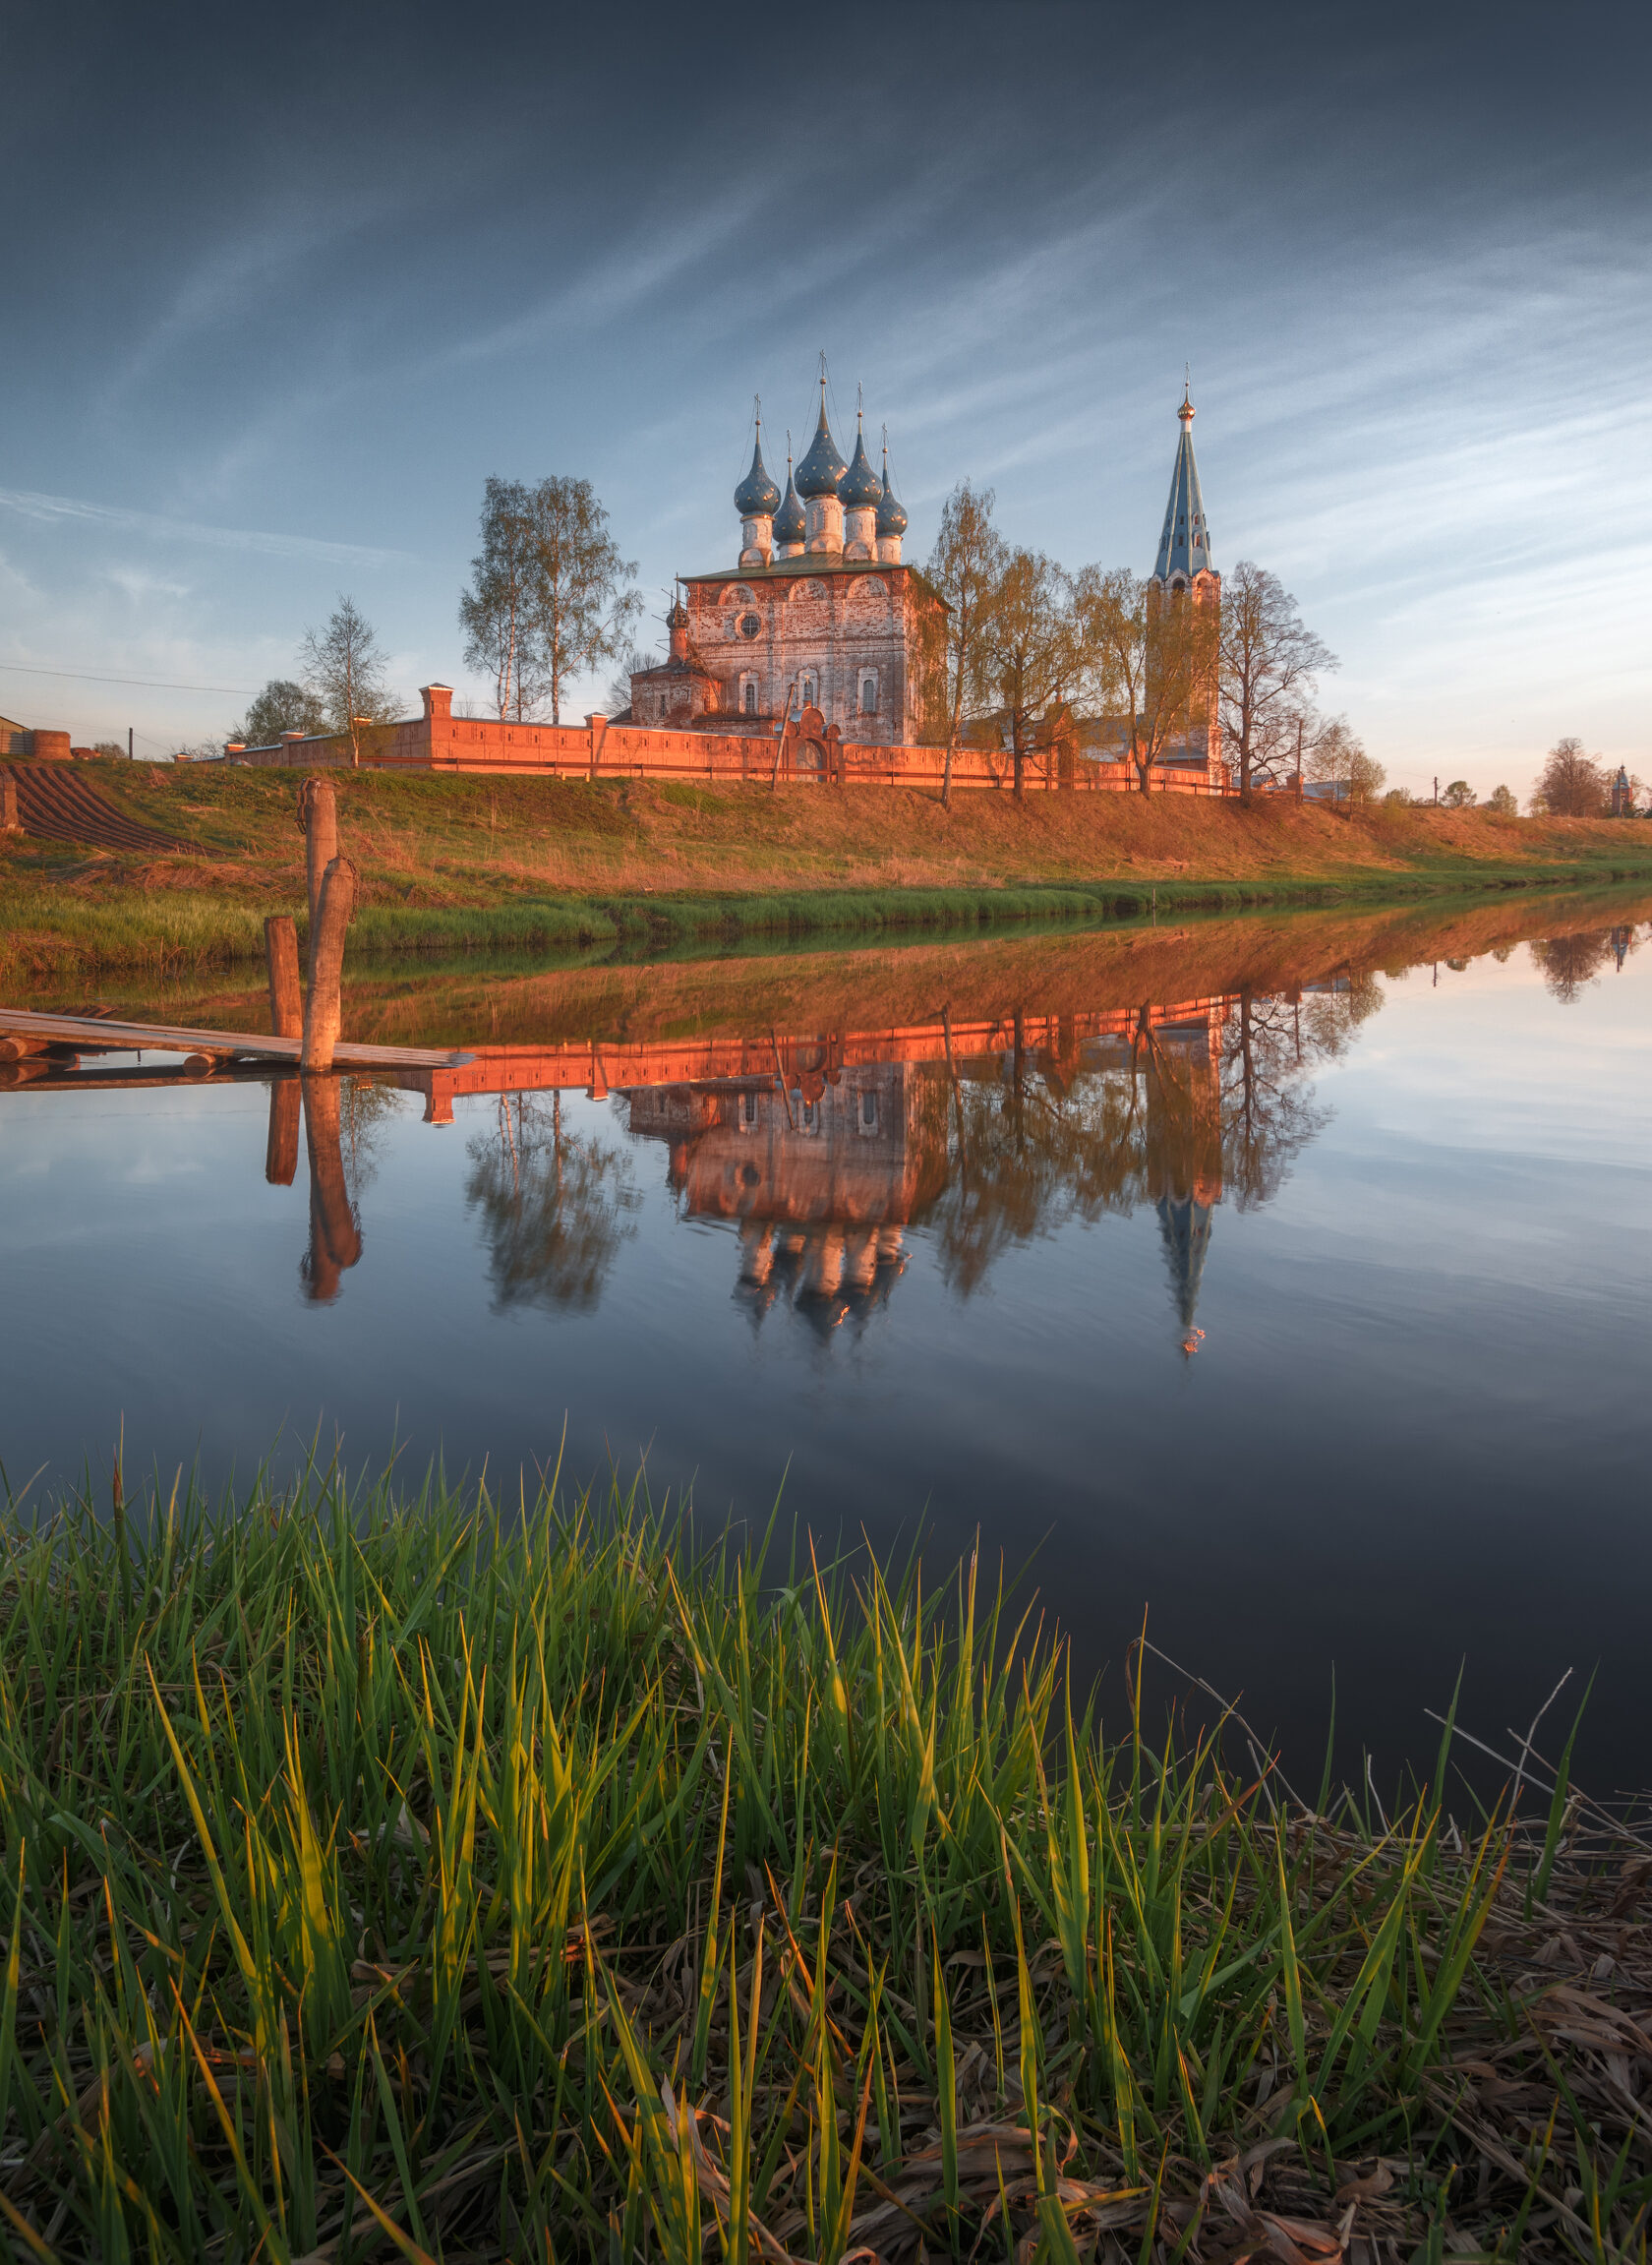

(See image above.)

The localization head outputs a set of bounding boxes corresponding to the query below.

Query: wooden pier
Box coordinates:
[0,1008,471,1075]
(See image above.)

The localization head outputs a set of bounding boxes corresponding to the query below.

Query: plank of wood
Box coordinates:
[0,1008,470,1069]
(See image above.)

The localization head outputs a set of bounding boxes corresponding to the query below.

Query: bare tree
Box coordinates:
[603,638,661,717]
[523,477,641,725]
[922,479,1006,807]
[1532,736,1608,817]
[1072,566,1218,795]
[1217,561,1336,803]
[301,597,398,767]
[459,478,549,721]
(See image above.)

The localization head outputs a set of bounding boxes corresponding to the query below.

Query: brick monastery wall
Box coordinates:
[236,688,1233,796]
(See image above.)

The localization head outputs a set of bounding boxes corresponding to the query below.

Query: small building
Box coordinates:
[628,385,943,747]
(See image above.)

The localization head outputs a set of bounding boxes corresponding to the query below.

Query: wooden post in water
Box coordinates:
[301,856,355,1072]
[299,776,337,968]
[265,1078,300,1185]
[300,1075,363,1300]
[264,915,302,1038]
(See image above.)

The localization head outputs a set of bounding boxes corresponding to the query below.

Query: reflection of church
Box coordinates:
[623,1051,948,1334]
[619,1000,1224,1346]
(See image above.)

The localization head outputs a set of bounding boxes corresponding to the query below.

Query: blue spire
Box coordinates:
[1152,382,1212,582]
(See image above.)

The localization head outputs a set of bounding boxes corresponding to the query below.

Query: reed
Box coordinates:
[0,1466,1645,2260]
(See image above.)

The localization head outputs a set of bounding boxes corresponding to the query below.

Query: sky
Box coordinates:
[1,0,1647,796]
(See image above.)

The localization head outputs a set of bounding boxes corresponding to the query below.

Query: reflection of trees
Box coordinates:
[1221,977,1379,1209]
[340,1077,401,1208]
[464,1092,638,1312]
[928,1016,1142,1297]
[921,978,1382,1308]
[1530,930,1614,1004]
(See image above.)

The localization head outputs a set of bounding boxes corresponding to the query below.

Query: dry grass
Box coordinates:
[3,761,1650,983]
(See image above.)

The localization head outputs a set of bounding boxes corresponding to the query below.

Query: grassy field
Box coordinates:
[1,1469,1647,2261]
[21,879,1648,1054]
[4,758,1651,981]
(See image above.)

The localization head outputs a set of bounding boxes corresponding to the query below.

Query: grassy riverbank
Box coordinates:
[2,1473,1646,2260]
[4,758,1651,980]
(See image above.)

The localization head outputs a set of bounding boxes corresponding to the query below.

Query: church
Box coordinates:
[631,374,1224,779]
[627,379,943,748]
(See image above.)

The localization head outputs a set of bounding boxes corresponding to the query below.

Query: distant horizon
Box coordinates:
[3,1,1647,802]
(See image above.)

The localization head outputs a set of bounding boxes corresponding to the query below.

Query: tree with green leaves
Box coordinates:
[1301,713,1385,805]
[922,479,1007,807]
[459,479,549,721]
[300,597,399,767]
[982,549,1076,802]
[1441,779,1477,808]
[1071,566,1218,795]
[232,679,328,748]
[521,477,640,726]
[1487,784,1519,815]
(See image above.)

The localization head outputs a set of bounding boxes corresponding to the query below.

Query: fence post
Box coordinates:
[299,776,337,967]
[264,915,302,1038]
[265,1078,300,1185]
[301,856,356,1072]
[0,769,17,833]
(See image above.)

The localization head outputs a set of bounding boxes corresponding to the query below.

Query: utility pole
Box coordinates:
[1433,774,1439,805]
[128,726,134,760]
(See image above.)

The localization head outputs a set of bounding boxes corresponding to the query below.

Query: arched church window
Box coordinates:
[857,672,877,716]
[800,677,817,710]
[741,679,756,715]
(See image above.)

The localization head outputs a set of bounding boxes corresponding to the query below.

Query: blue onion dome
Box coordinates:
[734,428,781,518]
[838,421,882,507]
[795,392,848,499]
[876,465,908,538]
[773,464,806,546]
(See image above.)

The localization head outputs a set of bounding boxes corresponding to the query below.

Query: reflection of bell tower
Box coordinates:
[1142,1005,1223,1351]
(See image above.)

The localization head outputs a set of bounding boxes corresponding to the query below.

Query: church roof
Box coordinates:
[734,428,781,518]
[795,390,848,499]
[1152,387,1213,583]
[837,422,883,506]
[876,464,908,538]
[773,465,806,545]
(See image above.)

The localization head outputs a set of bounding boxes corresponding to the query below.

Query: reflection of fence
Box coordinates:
[393,999,1230,1122]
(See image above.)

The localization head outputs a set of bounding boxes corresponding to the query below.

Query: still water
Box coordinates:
[2,895,1648,1791]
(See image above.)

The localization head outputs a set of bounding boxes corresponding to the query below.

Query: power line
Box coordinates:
[0,660,258,694]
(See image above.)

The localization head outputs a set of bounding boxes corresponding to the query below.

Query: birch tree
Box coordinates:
[922,479,1006,806]
[459,478,548,720]
[524,477,640,725]
[300,597,399,767]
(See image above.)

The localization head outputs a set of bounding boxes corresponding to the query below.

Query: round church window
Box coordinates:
[738,612,761,639]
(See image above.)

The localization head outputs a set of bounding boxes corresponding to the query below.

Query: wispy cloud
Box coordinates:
[0,488,410,567]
